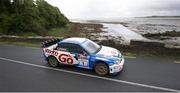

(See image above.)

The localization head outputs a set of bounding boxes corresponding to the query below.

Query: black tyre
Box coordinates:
[48,56,59,67]
[94,62,109,75]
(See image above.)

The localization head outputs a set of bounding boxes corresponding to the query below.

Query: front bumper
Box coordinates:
[109,57,124,74]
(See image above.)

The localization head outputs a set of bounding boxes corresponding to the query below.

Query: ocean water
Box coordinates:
[102,17,180,34]
[71,18,180,46]
[99,17,180,46]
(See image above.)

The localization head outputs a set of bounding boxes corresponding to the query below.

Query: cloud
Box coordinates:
[130,0,180,16]
[45,0,180,19]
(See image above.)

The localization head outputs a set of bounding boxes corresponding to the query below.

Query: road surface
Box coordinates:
[0,45,180,92]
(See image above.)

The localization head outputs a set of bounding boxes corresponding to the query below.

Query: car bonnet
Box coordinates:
[96,46,120,57]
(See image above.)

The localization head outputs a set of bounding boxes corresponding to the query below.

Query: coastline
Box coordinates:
[74,18,180,47]
[1,20,180,59]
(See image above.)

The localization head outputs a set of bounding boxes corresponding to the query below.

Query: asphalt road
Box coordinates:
[0,45,180,92]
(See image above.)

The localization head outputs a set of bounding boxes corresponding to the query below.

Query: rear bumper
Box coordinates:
[109,57,124,74]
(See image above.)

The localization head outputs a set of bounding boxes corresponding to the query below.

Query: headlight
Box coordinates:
[118,51,122,58]
[119,54,122,58]
[116,58,123,64]
[115,60,120,65]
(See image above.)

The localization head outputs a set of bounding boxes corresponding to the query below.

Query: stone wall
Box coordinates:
[99,39,180,55]
[1,36,180,55]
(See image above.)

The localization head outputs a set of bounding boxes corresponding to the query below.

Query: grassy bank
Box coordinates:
[1,22,104,37]
[48,22,103,38]
[0,40,41,48]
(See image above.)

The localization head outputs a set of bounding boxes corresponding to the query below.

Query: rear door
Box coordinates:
[58,43,89,68]
[55,43,79,65]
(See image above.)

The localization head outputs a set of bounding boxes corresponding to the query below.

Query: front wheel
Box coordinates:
[94,63,109,75]
[48,56,59,67]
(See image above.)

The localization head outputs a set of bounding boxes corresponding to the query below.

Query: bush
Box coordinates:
[0,0,69,35]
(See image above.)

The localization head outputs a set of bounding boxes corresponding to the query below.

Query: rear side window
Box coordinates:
[57,43,69,52]
[69,45,83,54]
[57,43,84,54]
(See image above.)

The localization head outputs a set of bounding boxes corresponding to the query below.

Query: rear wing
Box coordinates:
[41,38,62,48]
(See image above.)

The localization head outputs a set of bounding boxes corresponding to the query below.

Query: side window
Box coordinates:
[68,44,84,54]
[57,43,69,52]
[57,43,85,54]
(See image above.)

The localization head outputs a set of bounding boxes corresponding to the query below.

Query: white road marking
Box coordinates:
[0,57,179,92]
[174,61,180,64]
[124,56,136,59]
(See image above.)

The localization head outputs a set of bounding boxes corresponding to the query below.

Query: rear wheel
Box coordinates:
[94,62,109,75]
[48,56,59,67]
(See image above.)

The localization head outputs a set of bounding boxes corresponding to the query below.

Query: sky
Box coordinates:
[45,0,180,20]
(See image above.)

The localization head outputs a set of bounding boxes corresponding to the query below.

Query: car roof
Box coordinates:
[59,37,87,45]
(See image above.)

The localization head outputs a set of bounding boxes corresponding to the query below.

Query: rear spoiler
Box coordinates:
[41,38,62,48]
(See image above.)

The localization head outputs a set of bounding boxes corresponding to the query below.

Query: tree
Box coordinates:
[0,0,69,35]
[36,0,68,29]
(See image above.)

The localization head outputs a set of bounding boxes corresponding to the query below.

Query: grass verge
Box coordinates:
[0,41,41,48]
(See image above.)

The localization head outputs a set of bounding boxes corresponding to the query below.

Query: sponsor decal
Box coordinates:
[78,54,87,59]
[111,50,117,55]
[59,54,73,64]
[78,54,88,67]
[45,49,58,56]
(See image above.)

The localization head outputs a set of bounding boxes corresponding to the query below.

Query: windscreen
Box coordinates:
[81,39,101,54]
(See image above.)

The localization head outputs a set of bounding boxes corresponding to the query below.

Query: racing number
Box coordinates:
[59,54,73,64]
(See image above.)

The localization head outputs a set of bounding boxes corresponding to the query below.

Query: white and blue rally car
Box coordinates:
[42,37,124,75]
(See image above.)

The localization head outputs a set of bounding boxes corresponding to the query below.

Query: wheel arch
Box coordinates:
[93,60,109,70]
[47,55,59,67]
[47,55,59,63]
[47,55,57,59]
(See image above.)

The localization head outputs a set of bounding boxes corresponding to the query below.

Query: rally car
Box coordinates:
[42,37,124,75]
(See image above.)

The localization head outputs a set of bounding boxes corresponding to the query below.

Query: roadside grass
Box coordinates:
[48,23,82,37]
[21,32,38,37]
[48,28,66,37]
[0,41,41,48]
[122,52,137,58]
[0,23,73,37]
[176,58,180,61]
[1,22,103,38]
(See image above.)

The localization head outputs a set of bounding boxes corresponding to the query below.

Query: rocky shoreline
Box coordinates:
[59,22,123,44]
[143,31,180,39]
[65,22,180,47]
[1,20,180,48]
